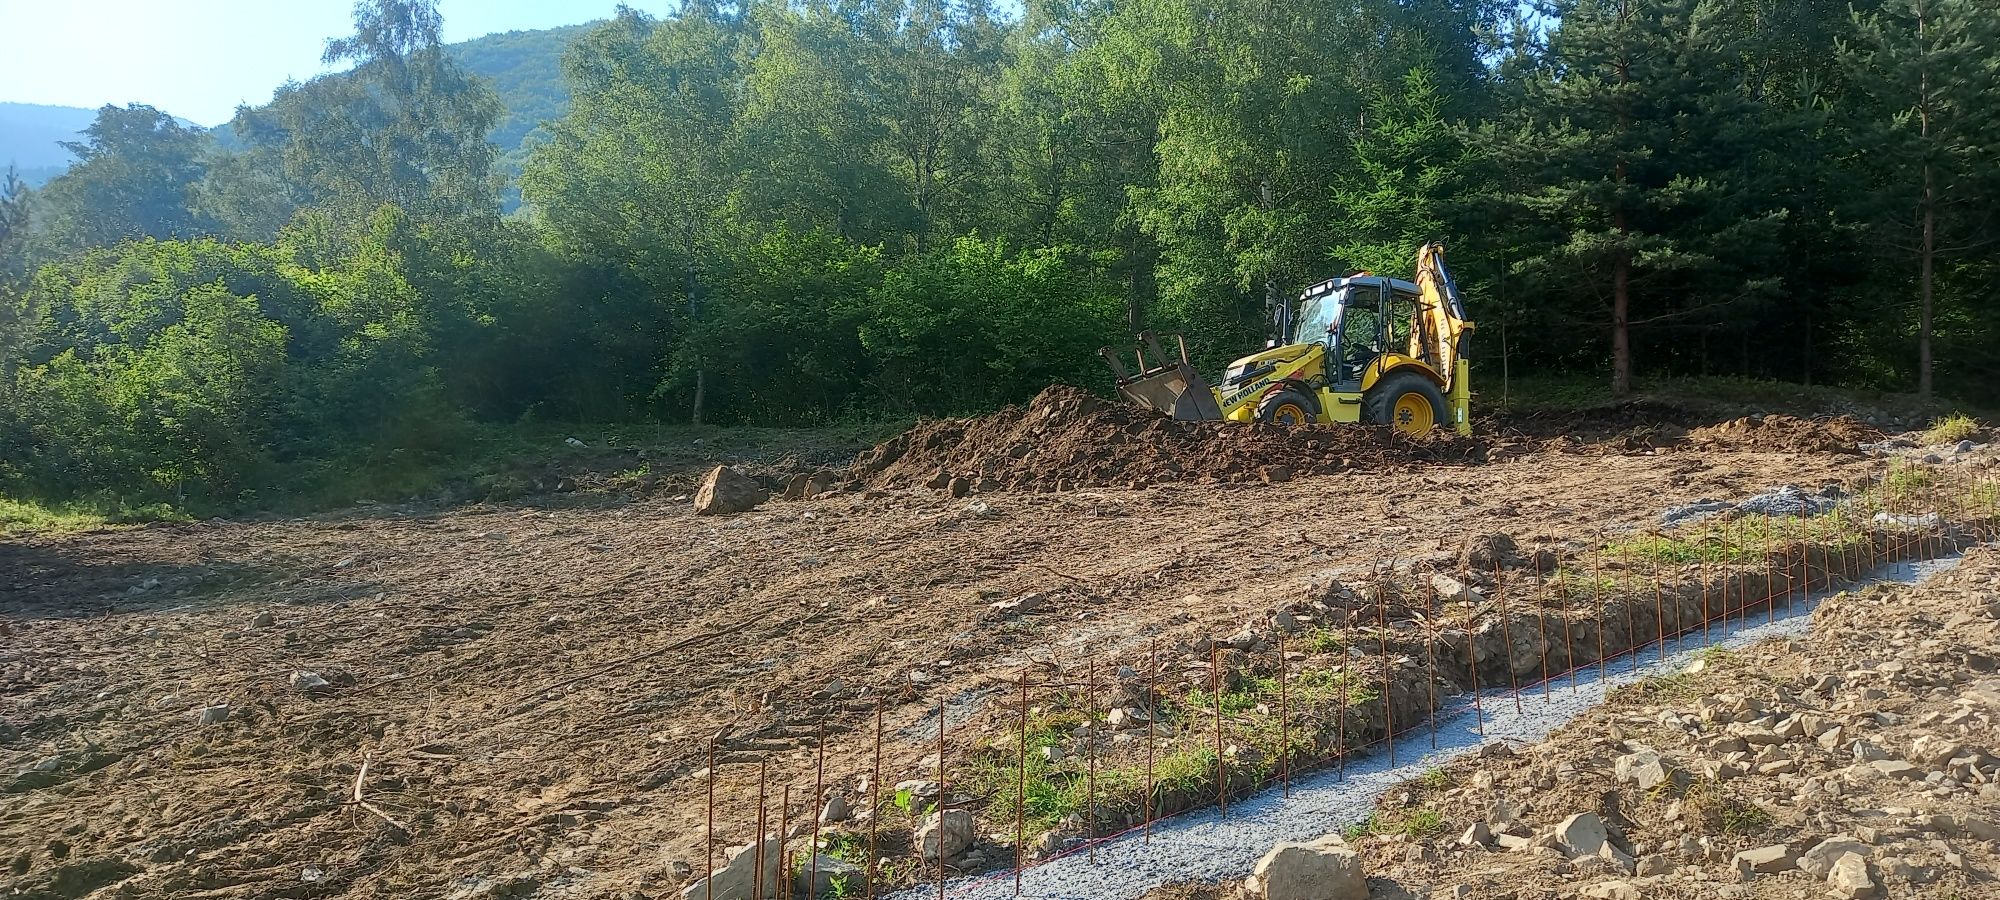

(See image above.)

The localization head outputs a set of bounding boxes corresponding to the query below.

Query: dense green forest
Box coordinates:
[1,0,1997,514]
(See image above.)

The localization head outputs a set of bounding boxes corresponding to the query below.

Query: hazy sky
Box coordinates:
[1,0,684,127]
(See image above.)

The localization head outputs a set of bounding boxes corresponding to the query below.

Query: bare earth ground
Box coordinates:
[0,428,1919,899]
[1316,544,2000,900]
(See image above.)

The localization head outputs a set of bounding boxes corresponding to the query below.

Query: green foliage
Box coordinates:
[1922,413,1981,445]
[12,0,2000,518]
[29,105,210,258]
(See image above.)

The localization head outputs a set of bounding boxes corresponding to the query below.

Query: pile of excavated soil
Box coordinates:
[851,385,1482,491]
[1687,414,1880,454]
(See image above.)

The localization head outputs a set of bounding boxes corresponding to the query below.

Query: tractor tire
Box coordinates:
[1365,371,1447,435]
[1257,390,1316,426]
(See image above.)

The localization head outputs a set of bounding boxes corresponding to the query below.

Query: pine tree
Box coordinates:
[1480,0,1786,394]
[1839,0,2000,401]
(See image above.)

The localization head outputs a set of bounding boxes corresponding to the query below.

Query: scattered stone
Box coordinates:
[792,854,865,899]
[1580,882,1640,900]
[1245,837,1366,900]
[694,467,768,516]
[1431,574,1482,604]
[1869,760,1921,781]
[1613,749,1671,792]
[288,671,330,692]
[819,796,849,825]
[916,809,973,861]
[1457,822,1490,848]
[1799,836,1869,880]
[252,611,275,628]
[1827,851,1878,899]
[990,593,1045,617]
[1554,812,1609,859]
[679,837,782,900]
[1732,844,1796,875]
[197,704,230,725]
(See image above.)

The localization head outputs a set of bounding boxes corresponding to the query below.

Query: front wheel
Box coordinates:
[1257,390,1316,426]
[1364,372,1446,436]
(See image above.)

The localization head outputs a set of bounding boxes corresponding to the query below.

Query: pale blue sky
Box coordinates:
[0,0,683,126]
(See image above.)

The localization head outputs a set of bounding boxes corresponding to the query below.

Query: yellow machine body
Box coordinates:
[1104,243,1475,435]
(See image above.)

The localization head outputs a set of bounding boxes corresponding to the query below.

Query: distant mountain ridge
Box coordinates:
[0,103,99,186]
[2,24,586,192]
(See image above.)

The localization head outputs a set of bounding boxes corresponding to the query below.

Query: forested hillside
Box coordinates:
[1,0,1997,516]
[0,103,103,187]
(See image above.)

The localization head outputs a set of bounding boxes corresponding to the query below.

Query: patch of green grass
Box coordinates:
[1883,462,1940,497]
[1398,808,1447,838]
[1342,812,1378,841]
[820,831,869,867]
[1417,768,1450,791]
[1922,413,1981,445]
[0,496,181,536]
[1301,628,1345,655]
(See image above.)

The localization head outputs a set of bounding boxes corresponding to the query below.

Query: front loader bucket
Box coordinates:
[1100,332,1224,422]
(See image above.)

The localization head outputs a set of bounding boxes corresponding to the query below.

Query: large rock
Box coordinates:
[792,854,866,899]
[1799,836,1868,880]
[694,466,768,516]
[916,809,973,861]
[679,837,783,900]
[1245,837,1366,900]
[1554,812,1609,858]
[1613,749,1672,792]
[1462,533,1523,571]
[1732,844,1796,876]
[1827,852,1877,899]
[1432,574,1484,604]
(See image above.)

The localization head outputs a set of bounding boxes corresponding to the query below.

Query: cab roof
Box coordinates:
[1299,274,1420,301]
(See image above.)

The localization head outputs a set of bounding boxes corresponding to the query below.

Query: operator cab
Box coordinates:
[1292,275,1421,392]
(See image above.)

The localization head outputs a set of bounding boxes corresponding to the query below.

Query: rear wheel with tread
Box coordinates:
[1364,371,1446,435]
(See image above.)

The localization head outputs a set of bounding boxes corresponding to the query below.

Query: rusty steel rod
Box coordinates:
[1424,581,1439,750]
[867,703,881,900]
[1535,531,1552,698]
[1086,657,1097,860]
[1145,640,1157,841]
[706,741,716,900]
[755,762,768,900]
[1592,538,1607,682]
[1376,580,1395,767]
[1652,534,1667,664]
[810,726,825,899]
[1494,560,1521,714]
[1014,670,1026,896]
[936,697,946,900]
[1618,542,1638,674]
[1210,643,1226,817]
[1337,587,1351,780]
[1558,543,1578,694]
[1277,631,1290,796]
[1465,617,1484,737]
[778,785,792,900]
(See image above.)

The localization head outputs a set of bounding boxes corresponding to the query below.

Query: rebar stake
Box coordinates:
[1210,643,1226,817]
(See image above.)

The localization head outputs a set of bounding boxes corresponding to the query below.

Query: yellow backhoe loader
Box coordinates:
[1100,243,1474,436]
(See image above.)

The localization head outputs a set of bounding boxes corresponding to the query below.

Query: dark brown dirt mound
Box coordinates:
[1686,413,1880,454]
[851,385,1483,491]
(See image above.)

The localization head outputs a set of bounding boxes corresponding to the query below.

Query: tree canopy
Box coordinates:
[6,0,2000,511]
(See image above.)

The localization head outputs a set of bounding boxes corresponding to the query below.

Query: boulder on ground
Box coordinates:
[1245,836,1365,900]
[1462,533,1523,571]
[1554,812,1608,858]
[916,809,973,861]
[678,837,782,900]
[695,466,768,516]
[792,853,866,899]
[1799,835,1867,880]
